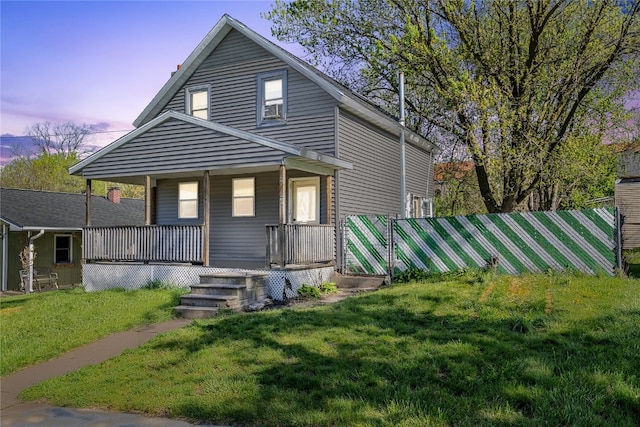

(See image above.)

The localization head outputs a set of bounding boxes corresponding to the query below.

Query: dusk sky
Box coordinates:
[2,1,637,165]
[0,0,303,162]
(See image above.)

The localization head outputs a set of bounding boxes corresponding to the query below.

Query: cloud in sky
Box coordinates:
[0,1,299,146]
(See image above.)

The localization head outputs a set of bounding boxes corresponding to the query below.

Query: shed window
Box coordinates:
[179,182,199,219]
[232,178,255,217]
[185,85,209,120]
[55,235,72,264]
[257,70,287,125]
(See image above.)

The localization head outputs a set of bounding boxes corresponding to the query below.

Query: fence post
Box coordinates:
[341,218,349,274]
[387,214,394,279]
[616,207,624,277]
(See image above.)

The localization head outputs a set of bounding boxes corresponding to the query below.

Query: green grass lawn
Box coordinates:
[19,272,640,426]
[0,287,184,376]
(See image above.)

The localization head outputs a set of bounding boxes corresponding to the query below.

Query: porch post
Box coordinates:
[85,179,92,227]
[203,170,210,266]
[326,175,333,224]
[278,164,287,268]
[144,175,151,226]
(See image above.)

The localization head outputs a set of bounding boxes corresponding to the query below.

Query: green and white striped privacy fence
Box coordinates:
[344,208,617,276]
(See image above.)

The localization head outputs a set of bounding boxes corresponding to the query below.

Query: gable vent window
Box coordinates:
[185,85,210,120]
[257,70,287,125]
[179,182,199,219]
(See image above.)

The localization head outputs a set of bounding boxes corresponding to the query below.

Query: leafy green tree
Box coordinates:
[267,0,640,212]
[2,121,143,198]
[0,153,143,198]
[433,161,485,216]
[0,152,85,192]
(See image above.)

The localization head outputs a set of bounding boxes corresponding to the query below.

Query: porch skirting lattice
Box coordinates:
[81,263,335,300]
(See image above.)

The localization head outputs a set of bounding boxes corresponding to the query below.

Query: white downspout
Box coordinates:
[27,229,45,293]
[2,224,7,291]
[399,71,407,219]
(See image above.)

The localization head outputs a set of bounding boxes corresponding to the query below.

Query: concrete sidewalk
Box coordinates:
[0,318,227,426]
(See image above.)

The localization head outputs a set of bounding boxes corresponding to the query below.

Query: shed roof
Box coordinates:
[0,188,145,231]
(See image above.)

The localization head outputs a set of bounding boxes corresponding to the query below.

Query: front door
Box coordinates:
[290,177,320,224]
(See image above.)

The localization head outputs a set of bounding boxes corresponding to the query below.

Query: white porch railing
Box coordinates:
[83,225,204,263]
[266,224,335,267]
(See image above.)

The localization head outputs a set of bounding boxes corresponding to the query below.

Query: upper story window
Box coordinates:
[178,182,199,219]
[185,85,210,120]
[232,177,255,217]
[257,70,287,126]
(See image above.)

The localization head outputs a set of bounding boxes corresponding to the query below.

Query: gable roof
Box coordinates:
[132,14,437,153]
[70,111,352,177]
[0,188,145,231]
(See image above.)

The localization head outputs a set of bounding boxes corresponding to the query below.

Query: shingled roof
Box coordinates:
[0,188,145,231]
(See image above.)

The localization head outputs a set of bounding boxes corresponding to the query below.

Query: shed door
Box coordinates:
[290,177,319,224]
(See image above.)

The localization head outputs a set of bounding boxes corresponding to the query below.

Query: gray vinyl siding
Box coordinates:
[161,29,337,155]
[156,170,328,263]
[156,178,206,226]
[337,110,403,217]
[406,142,434,199]
[80,119,286,179]
[210,172,278,262]
[337,110,434,218]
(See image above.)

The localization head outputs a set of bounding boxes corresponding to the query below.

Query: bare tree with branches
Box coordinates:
[24,121,95,158]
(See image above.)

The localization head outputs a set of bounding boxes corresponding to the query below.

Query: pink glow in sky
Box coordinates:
[0,0,304,160]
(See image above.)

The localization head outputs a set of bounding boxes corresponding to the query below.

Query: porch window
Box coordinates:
[179,182,199,219]
[185,85,209,120]
[232,177,255,217]
[257,70,287,125]
[55,234,72,264]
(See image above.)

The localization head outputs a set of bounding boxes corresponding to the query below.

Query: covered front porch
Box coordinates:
[71,112,351,279]
[81,222,336,269]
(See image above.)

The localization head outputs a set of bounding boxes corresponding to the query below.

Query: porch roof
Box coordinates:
[70,111,352,184]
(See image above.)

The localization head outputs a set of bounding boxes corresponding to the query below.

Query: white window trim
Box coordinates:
[256,70,287,126]
[54,234,72,264]
[288,177,320,224]
[178,182,199,219]
[232,177,255,217]
[185,84,210,120]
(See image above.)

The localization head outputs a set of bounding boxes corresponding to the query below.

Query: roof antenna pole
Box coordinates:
[399,71,407,219]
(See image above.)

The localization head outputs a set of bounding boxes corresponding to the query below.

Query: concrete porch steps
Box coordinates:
[173,305,220,319]
[174,272,267,319]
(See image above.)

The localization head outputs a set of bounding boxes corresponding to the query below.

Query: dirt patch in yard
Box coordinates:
[260,288,376,310]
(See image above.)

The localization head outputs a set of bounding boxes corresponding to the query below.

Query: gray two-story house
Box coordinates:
[70,15,436,297]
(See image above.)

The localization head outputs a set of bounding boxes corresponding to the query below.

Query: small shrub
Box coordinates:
[319,281,338,294]
[393,268,488,284]
[393,268,432,283]
[142,280,175,290]
[297,284,321,299]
